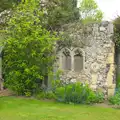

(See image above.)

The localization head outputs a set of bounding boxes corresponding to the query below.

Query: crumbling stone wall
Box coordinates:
[56,21,115,96]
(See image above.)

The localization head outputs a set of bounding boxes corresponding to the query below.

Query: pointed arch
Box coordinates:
[58,47,85,72]
[73,48,85,72]
[59,48,72,70]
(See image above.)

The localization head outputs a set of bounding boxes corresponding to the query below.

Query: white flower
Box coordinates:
[71,79,76,83]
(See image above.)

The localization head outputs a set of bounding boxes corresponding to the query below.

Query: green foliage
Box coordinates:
[109,84,120,105]
[113,16,120,87]
[3,0,58,95]
[0,0,18,12]
[49,69,63,92]
[55,86,66,102]
[109,94,120,105]
[113,16,120,48]
[95,91,104,103]
[86,90,97,104]
[45,0,79,30]
[24,91,32,97]
[36,91,56,100]
[54,82,104,104]
[87,91,104,104]
[51,80,62,91]
[116,74,120,88]
[79,0,103,24]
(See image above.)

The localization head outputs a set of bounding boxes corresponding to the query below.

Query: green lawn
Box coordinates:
[0,97,120,120]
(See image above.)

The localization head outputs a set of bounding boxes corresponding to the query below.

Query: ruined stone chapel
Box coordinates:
[55,21,115,96]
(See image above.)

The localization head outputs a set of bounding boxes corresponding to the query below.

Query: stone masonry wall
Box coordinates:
[57,21,116,96]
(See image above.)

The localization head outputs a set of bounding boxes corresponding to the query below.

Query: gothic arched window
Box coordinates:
[61,48,71,70]
[59,48,84,72]
[74,49,83,72]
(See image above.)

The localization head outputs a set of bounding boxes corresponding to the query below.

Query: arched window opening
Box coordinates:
[62,49,71,70]
[74,49,83,72]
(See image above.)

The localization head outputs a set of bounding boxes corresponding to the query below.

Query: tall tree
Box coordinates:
[79,0,103,24]
[0,0,79,31]
[3,0,58,95]
[44,0,80,30]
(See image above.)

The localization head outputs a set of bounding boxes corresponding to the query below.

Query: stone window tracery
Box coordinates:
[60,48,84,72]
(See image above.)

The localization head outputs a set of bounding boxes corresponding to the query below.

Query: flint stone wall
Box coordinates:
[56,21,116,96]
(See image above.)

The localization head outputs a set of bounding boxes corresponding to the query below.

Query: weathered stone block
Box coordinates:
[100,27,106,32]
[108,88,115,96]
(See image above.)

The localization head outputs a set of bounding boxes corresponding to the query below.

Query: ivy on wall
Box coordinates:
[113,16,120,48]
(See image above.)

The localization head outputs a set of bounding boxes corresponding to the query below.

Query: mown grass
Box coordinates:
[0,96,120,120]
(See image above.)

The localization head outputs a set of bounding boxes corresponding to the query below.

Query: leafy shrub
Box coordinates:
[109,94,120,105]
[51,70,63,91]
[116,75,120,88]
[24,91,32,97]
[36,91,56,100]
[86,90,97,104]
[3,0,58,95]
[54,86,65,102]
[54,82,104,104]
[109,85,120,105]
[51,80,63,92]
[95,91,104,103]
[87,91,104,104]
